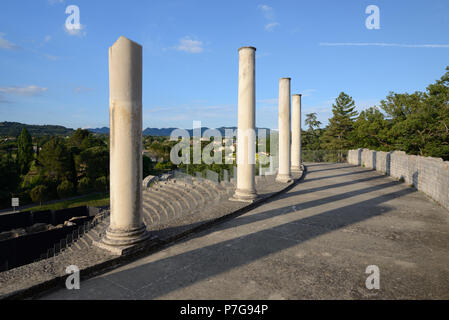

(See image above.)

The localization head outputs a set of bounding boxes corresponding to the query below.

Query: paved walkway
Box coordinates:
[41,163,449,299]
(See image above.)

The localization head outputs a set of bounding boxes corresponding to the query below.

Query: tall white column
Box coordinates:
[101,36,149,249]
[232,46,257,201]
[276,78,293,183]
[291,94,302,172]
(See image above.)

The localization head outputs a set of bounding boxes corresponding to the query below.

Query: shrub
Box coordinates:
[94,176,108,192]
[57,180,76,199]
[155,161,174,171]
[30,185,48,205]
[77,177,91,194]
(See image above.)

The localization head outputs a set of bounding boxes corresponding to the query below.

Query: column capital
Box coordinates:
[238,46,256,52]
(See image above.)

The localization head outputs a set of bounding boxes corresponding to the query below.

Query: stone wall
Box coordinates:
[348,148,449,211]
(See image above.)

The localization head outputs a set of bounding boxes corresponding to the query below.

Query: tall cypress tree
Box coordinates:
[321,92,358,159]
[17,127,34,175]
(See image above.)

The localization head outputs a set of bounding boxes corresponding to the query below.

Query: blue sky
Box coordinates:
[0,0,448,130]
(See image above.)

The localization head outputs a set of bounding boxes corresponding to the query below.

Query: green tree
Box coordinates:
[94,176,109,192]
[380,69,449,159]
[30,185,48,206]
[57,180,76,198]
[0,156,20,208]
[303,113,322,151]
[321,92,359,160]
[305,112,321,131]
[353,107,391,150]
[79,146,109,181]
[143,155,152,178]
[17,127,34,175]
[37,138,74,182]
[78,177,91,194]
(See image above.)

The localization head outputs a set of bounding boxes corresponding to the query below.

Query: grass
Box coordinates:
[22,193,110,212]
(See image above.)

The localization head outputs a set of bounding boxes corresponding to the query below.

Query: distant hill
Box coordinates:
[88,127,110,134]
[0,122,272,138]
[0,122,75,137]
[90,126,273,137]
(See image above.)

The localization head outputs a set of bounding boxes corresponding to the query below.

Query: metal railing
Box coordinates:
[35,210,110,262]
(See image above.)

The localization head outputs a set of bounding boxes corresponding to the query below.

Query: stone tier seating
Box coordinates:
[59,175,236,254]
[48,171,298,259]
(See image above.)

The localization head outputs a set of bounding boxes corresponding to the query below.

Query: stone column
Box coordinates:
[232,46,257,202]
[100,36,150,251]
[291,94,302,172]
[276,78,293,183]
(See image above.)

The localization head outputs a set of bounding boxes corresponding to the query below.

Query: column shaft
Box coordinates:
[233,46,257,201]
[276,78,293,183]
[291,94,302,172]
[103,36,149,247]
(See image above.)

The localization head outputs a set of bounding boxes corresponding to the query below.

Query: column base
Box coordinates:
[94,224,154,255]
[291,166,302,173]
[276,174,293,183]
[229,188,258,203]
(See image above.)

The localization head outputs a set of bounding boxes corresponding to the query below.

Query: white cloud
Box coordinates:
[43,53,60,61]
[258,98,278,105]
[146,104,235,122]
[258,4,275,20]
[0,85,48,96]
[74,86,93,94]
[258,4,279,32]
[301,89,317,97]
[0,33,20,50]
[319,42,449,48]
[265,22,280,31]
[44,35,52,42]
[48,0,65,4]
[174,36,204,53]
[64,23,87,37]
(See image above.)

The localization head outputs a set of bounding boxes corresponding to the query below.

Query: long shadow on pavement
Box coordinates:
[46,179,415,299]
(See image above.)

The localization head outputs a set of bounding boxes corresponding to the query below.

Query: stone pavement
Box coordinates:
[40,163,449,299]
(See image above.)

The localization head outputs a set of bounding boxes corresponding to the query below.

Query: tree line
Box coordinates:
[302,66,449,162]
[0,129,180,209]
[0,129,110,208]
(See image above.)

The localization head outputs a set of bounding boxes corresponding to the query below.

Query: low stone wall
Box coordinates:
[348,148,449,211]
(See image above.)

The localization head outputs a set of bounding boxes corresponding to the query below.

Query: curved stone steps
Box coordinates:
[84,231,100,244]
[191,179,219,200]
[196,180,229,203]
[168,181,207,208]
[150,185,185,210]
[142,192,173,222]
[143,190,184,223]
[159,182,201,210]
[201,179,230,199]
[145,188,183,219]
[173,180,210,206]
[142,205,157,226]
[221,181,236,192]
[151,184,192,212]
[160,182,199,211]
[142,200,163,224]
